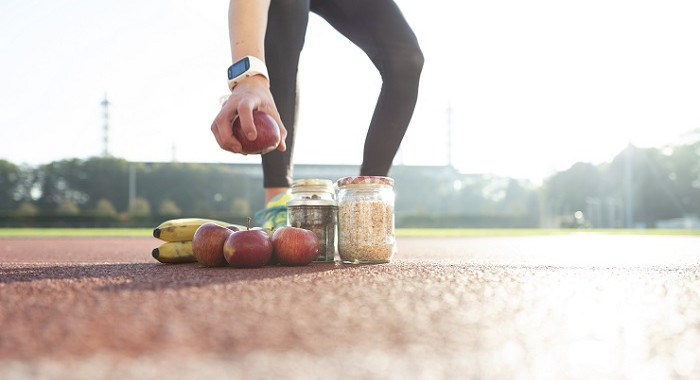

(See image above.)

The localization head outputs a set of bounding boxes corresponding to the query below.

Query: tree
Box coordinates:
[33,159,87,212]
[542,162,602,220]
[79,157,130,212]
[158,199,182,216]
[56,200,80,215]
[500,179,537,217]
[667,140,700,216]
[128,197,151,218]
[94,198,118,217]
[16,201,38,216]
[0,159,22,212]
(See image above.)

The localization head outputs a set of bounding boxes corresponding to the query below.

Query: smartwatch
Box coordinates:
[227,56,269,91]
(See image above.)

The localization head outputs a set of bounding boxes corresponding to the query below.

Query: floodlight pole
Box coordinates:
[101,93,111,157]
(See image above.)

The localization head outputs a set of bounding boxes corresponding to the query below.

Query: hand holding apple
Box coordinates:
[232,110,281,155]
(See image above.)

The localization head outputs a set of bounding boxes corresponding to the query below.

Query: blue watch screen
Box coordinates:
[228,58,251,80]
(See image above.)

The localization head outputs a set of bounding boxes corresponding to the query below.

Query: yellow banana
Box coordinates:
[152,241,196,263]
[153,217,235,242]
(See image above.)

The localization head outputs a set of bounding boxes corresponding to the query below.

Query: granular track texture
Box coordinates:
[1,234,700,379]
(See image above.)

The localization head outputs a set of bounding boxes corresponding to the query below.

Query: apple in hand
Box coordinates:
[232,110,281,154]
[223,225,273,268]
[272,226,320,266]
[192,222,233,267]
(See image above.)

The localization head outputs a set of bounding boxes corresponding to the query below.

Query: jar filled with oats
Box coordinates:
[336,176,395,264]
[286,179,338,262]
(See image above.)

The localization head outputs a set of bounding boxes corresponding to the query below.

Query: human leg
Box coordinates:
[310,0,424,176]
[256,0,310,227]
[262,0,311,190]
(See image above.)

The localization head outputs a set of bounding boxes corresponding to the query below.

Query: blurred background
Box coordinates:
[1,0,698,228]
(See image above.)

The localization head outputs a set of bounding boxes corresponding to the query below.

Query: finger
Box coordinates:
[237,101,257,141]
[212,120,242,153]
[221,104,245,152]
[259,105,286,152]
[276,118,287,152]
[210,121,226,148]
[272,112,287,151]
[212,112,243,153]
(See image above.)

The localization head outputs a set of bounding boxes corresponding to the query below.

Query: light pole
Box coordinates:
[101,93,111,157]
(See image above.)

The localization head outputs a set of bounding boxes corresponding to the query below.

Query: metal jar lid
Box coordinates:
[287,199,338,207]
[336,176,394,188]
[291,178,334,194]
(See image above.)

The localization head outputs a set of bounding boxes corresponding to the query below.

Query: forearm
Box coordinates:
[228,0,270,62]
[213,0,286,156]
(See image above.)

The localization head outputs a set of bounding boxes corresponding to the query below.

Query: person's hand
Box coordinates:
[211,75,287,154]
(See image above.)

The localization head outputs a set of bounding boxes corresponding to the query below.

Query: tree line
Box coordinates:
[0,130,698,228]
[0,158,258,227]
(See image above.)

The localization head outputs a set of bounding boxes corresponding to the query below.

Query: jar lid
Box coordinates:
[287,199,338,207]
[336,176,394,187]
[291,178,334,193]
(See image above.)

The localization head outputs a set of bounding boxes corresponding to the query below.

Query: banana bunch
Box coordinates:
[151,218,236,263]
[152,241,196,263]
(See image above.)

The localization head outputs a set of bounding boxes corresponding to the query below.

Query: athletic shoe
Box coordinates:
[254,192,291,229]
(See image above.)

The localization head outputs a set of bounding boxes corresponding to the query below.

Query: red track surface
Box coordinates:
[2,234,700,379]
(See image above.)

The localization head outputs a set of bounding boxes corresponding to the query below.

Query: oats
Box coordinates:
[338,200,395,263]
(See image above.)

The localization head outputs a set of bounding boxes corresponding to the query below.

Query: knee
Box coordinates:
[378,44,424,84]
[403,46,425,79]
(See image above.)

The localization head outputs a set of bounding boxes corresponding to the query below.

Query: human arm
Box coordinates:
[211,0,287,154]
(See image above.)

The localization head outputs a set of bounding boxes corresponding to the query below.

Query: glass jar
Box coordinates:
[289,178,336,202]
[336,176,395,264]
[286,179,338,262]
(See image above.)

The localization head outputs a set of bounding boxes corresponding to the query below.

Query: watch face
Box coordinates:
[228,57,251,80]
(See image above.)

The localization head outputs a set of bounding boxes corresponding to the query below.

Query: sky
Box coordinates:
[1,0,699,183]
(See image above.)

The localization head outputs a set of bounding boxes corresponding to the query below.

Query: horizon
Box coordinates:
[3,136,692,187]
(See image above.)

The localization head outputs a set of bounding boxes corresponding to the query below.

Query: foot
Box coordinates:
[254,191,291,229]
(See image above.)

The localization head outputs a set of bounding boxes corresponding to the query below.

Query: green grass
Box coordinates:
[0,227,697,238]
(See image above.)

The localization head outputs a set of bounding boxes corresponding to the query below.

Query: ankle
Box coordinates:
[265,187,290,204]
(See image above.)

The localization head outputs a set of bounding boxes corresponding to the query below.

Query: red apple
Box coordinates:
[223,228,273,268]
[192,222,233,267]
[225,225,242,232]
[232,110,281,154]
[272,226,320,266]
[253,227,278,265]
[251,227,273,238]
[253,226,278,265]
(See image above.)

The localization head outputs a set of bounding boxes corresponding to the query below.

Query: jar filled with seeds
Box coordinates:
[336,176,395,264]
[286,179,338,262]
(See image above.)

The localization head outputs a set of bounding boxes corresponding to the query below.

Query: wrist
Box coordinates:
[231,74,269,92]
[227,56,269,91]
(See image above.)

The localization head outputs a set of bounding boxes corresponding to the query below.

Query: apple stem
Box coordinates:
[247,216,251,230]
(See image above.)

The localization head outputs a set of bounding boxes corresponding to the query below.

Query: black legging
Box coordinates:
[262,0,424,188]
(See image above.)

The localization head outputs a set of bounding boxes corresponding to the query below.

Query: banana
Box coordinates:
[152,241,196,263]
[153,217,235,242]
